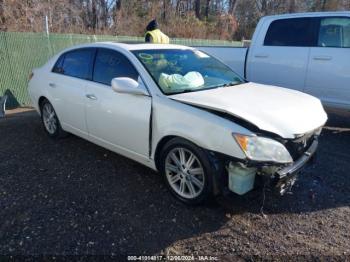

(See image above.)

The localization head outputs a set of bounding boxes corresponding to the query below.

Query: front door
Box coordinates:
[85,48,151,158]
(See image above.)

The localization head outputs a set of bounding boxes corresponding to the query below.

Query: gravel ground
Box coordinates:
[0,108,349,260]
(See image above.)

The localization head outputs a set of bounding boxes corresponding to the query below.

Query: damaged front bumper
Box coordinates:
[220,138,319,196]
[273,139,318,194]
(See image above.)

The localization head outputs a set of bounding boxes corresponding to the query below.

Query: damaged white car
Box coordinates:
[28,43,328,204]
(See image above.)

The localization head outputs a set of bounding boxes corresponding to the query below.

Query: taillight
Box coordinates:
[29,72,34,80]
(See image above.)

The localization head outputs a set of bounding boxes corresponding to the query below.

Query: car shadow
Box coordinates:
[325,107,350,129]
[0,110,229,255]
[0,108,349,255]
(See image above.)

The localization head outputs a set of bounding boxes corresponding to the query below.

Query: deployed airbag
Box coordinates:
[159,71,204,92]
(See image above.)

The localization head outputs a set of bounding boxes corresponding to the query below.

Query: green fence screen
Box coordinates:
[0,32,242,107]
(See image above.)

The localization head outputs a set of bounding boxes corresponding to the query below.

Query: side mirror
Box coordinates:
[111,77,149,96]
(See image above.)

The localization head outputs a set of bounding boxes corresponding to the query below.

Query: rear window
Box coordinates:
[264,18,318,47]
[52,48,95,79]
[52,55,64,74]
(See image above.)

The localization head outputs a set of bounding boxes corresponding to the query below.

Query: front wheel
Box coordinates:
[160,138,214,205]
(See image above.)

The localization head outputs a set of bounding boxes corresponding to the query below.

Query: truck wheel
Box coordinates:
[160,138,214,205]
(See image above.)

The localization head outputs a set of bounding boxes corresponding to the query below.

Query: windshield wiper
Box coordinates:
[170,89,196,95]
[215,82,241,88]
[169,82,242,95]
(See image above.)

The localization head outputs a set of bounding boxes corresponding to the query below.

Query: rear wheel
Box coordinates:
[160,138,214,205]
[40,99,67,138]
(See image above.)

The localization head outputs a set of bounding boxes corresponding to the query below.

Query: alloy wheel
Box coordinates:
[42,103,57,135]
[165,147,205,199]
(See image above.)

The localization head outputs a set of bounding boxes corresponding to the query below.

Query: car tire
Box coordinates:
[40,99,67,138]
[159,138,215,205]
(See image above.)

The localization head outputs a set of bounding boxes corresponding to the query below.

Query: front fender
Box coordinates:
[152,97,250,160]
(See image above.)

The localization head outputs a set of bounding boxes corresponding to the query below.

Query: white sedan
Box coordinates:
[28,42,328,204]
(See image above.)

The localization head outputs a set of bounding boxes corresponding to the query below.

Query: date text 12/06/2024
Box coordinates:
[127,255,219,261]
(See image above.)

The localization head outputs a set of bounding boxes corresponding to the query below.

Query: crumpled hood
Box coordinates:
[170,82,328,138]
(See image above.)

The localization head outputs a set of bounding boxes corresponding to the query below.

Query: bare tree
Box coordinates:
[205,0,210,18]
[195,0,201,19]
[115,0,121,10]
[1,0,349,39]
[0,0,5,30]
[288,0,296,12]
[229,0,238,14]
[254,0,285,16]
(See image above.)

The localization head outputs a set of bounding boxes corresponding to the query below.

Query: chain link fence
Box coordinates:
[0,32,243,107]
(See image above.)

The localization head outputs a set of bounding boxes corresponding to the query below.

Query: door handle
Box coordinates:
[254,54,269,58]
[313,56,332,61]
[86,94,97,100]
[49,82,56,88]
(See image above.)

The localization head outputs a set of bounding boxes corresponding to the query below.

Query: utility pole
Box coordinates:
[45,15,49,35]
[44,14,53,57]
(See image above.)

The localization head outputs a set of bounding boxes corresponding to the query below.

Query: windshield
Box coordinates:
[132,49,244,95]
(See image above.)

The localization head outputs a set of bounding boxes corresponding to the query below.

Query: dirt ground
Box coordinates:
[0,108,349,260]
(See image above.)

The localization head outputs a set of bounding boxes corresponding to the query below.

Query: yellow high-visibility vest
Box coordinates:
[145,29,170,44]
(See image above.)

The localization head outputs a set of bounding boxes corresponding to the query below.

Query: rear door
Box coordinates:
[85,48,152,158]
[247,18,318,91]
[50,48,95,136]
[305,16,350,108]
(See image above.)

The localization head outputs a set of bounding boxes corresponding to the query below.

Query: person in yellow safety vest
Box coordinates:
[145,19,169,44]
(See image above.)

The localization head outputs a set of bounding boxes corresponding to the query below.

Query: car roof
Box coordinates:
[59,42,194,54]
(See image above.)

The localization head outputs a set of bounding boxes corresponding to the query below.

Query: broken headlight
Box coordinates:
[233,133,293,163]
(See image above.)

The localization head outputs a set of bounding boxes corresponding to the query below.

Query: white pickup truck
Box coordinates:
[200,12,350,110]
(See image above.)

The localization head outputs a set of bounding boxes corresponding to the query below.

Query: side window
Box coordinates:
[318,17,350,48]
[52,54,64,74]
[52,55,65,74]
[60,48,95,79]
[264,18,318,47]
[93,48,139,85]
